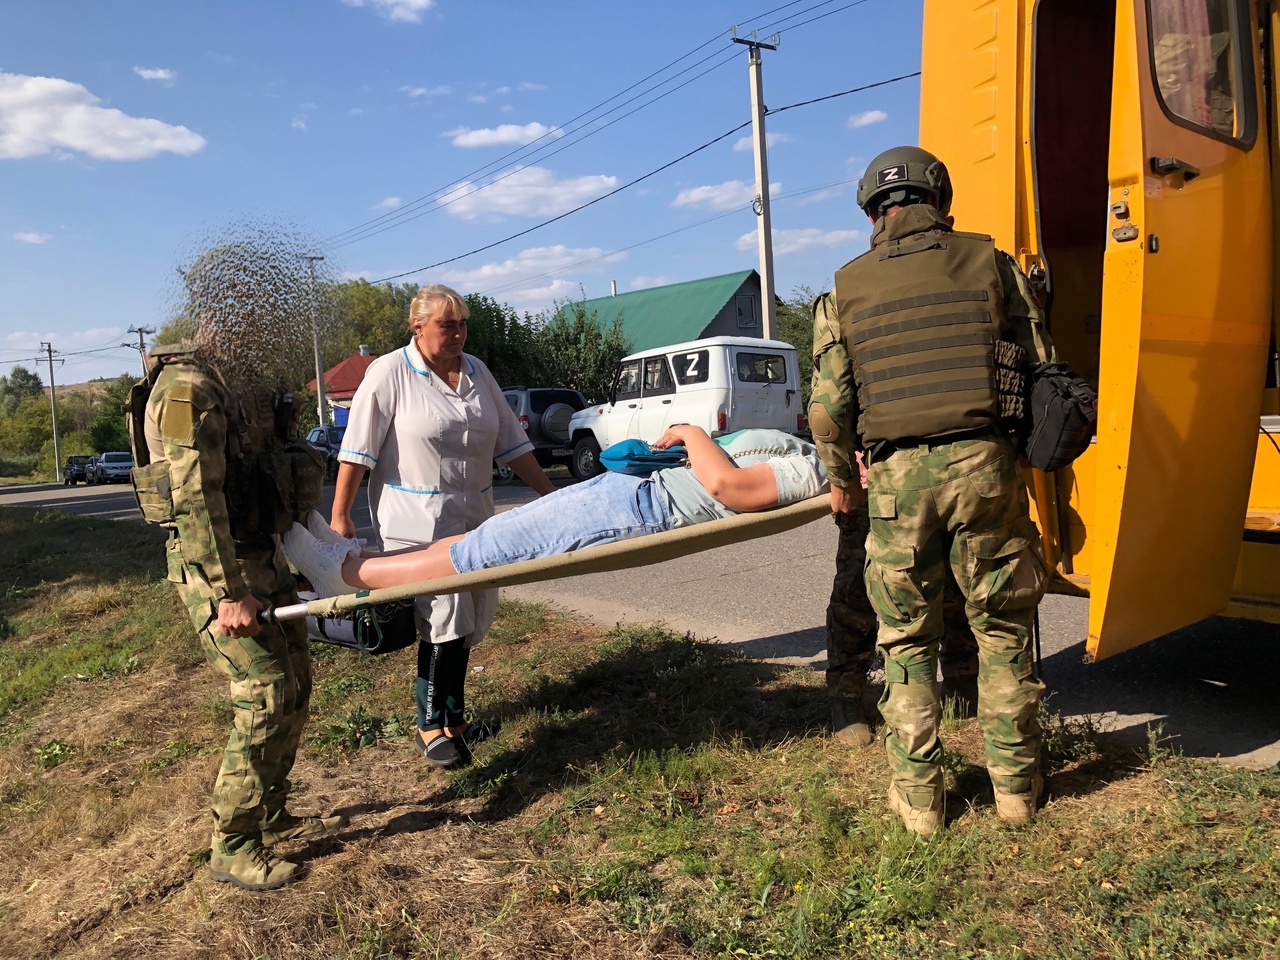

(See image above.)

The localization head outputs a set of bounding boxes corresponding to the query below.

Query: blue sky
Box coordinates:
[0,0,923,384]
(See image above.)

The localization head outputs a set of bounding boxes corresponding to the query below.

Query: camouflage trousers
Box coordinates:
[168,532,312,841]
[864,436,1047,805]
[826,509,980,702]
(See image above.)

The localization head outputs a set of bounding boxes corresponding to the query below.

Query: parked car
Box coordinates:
[566,336,805,480]
[63,455,93,485]
[496,386,590,480]
[84,456,101,484]
[306,424,347,480]
[93,451,134,484]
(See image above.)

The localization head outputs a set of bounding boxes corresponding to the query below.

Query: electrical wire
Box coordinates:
[326,0,875,248]
[333,46,743,249]
[367,71,916,285]
[474,175,860,297]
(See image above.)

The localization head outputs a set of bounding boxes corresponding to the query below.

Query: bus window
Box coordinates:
[1148,0,1255,144]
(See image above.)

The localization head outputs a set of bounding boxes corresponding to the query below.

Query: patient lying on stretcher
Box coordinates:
[283,424,827,598]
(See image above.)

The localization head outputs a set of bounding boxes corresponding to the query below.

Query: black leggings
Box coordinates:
[416,636,470,732]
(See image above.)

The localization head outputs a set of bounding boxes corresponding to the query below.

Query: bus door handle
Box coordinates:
[1150,156,1200,182]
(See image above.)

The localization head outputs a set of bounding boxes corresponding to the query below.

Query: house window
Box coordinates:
[736,294,759,329]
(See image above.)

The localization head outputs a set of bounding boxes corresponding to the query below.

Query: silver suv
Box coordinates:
[498,387,589,479]
[94,451,134,484]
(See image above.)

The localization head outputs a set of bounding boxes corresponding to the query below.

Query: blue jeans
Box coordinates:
[449,472,671,574]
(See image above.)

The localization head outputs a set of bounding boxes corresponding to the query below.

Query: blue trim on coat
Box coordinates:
[386,483,442,495]
[495,440,534,460]
[340,448,377,464]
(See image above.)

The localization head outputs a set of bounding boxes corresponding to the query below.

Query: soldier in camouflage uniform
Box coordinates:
[816,146,1055,838]
[128,245,345,890]
[811,292,981,748]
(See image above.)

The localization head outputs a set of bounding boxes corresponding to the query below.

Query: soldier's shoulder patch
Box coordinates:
[159,397,197,448]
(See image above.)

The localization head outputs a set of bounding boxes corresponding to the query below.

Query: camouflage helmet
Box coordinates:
[856,145,953,217]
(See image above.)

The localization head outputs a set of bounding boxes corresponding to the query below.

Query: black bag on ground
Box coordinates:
[1022,362,1098,472]
[307,599,419,655]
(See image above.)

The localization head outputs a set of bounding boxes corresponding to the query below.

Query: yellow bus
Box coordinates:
[920,0,1280,661]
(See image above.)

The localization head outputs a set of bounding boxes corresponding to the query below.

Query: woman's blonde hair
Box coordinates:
[409,284,469,331]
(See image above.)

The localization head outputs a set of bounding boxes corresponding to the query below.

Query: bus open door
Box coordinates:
[1085,0,1272,659]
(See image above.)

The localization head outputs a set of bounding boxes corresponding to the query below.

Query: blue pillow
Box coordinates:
[599,438,687,475]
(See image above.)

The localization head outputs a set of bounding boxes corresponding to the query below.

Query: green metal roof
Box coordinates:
[558,270,757,353]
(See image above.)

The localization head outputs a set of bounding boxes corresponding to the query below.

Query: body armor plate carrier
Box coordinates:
[835,226,1008,445]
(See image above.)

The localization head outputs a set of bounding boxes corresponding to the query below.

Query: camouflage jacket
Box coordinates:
[809,242,1055,488]
[143,356,250,602]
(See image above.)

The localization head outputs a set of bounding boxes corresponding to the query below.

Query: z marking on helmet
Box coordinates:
[876,164,908,186]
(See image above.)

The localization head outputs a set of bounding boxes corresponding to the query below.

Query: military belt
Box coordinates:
[866,427,1002,466]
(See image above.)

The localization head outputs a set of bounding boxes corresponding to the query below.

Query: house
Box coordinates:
[555,270,765,353]
[308,344,378,426]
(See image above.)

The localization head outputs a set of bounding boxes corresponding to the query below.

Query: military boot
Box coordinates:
[261,810,348,846]
[993,774,1044,825]
[830,697,873,748]
[209,834,301,891]
[887,784,944,839]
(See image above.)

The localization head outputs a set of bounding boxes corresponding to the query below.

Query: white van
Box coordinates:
[566,336,804,479]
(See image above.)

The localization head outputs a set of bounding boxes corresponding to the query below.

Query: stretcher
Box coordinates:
[261,494,831,625]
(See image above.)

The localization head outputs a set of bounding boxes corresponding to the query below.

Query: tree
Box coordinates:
[0,365,44,418]
[88,375,135,452]
[463,294,537,387]
[774,285,819,411]
[529,299,631,402]
[331,280,418,358]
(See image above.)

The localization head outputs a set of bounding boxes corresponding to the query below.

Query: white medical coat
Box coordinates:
[339,343,533,644]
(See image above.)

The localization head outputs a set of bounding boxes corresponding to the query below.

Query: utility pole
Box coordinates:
[125,325,154,376]
[41,342,63,483]
[302,255,329,427]
[733,34,778,341]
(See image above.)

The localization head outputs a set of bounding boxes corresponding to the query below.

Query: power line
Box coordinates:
[325,37,736,246]
[325,0,874,249]
[368,71,917,285]
[334,47,742,249]
[476,175,860,298]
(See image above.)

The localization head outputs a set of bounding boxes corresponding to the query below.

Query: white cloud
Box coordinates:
[13,232,51,244]
[400,84,449,98]
[0,70,206,161]
[373,196,401,210]
[445,122,561,148]
[848,109,888,129]
[494,85,511,95]
[439,244,625,288]
[732,131,791,153]
[467,94,486,104]
[291,102,316,131]
[518,81,547,91]
[350,107,364,115]
[736,227,865,256]
[630,275,675,291]
[341,0,435,23]
[499,104,513,113]
[671,179,780,212]
[442,166,617,220]
[133,67,177,84]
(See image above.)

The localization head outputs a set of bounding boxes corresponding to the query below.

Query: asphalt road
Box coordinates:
[4,477,1278,769]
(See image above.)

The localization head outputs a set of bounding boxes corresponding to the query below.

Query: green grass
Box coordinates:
[1,505,1278,959]
[0,506,195,742]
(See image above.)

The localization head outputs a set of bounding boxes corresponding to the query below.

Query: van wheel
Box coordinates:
[495,462,514,482]
[542,403,575,444]
[571,437,603,481]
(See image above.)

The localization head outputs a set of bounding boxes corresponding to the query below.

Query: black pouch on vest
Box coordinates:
[308,599,419,655]
[285,440,326,518]
[1023,363,1098,471]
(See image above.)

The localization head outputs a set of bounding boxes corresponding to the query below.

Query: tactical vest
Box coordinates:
[834,226,1007,445]
[126,344,323,537]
